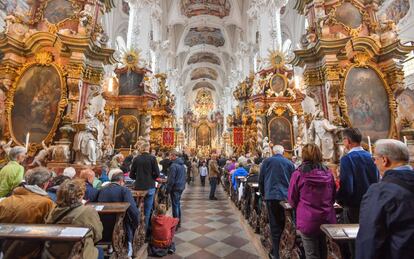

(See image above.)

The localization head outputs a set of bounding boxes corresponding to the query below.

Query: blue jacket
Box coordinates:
[97,183,139,242]
[232,167,248,190]
[259,154,295,201]
[336,150,379,208]
[356,168,414,259]
[167,158,187,192]
[84,182,99,202]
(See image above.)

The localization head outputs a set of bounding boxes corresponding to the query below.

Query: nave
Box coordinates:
[148,180,261,259]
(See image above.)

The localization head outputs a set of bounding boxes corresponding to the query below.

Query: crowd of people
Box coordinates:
[0,127,413,259]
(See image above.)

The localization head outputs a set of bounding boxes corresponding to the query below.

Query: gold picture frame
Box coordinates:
[267,116,294,151]
[5,52,68,152]
[113,115,140,149]
[338,62,397,141]
[267,73,288,97]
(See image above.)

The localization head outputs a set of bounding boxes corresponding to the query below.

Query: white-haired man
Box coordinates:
[259,145,295,259]
[0,146,26,197]
[356,139,414,259]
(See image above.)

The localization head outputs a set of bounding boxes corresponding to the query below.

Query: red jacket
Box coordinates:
[151,214,179,248]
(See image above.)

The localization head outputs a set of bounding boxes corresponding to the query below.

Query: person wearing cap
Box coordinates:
[0,167,55,258]
[0,146,26,197]
[97,168,139,256]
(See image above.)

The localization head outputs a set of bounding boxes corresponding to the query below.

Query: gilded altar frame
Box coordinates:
[267,116,295,152]
[5,52,68,152]
[338,60,398,139]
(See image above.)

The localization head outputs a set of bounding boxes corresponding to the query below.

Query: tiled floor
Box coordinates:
[148,179,260,259]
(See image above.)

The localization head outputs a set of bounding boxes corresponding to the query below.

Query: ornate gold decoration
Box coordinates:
[5,52,68,151]
[35,51,54,65]
[266,73,288,97]
[266,50,285,69]
[122,49,141,70]
[353,52,371,67]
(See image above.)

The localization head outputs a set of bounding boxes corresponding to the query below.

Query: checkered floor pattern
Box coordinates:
[148,179,260,259]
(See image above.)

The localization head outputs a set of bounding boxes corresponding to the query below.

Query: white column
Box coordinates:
[126,0,152,64]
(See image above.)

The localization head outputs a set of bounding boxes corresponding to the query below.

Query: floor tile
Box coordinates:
[221,235,250,248]
[205,242,237,257]
[189,236,217,248]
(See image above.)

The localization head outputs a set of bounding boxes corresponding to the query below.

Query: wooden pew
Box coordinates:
[279,201,302,259]
[260,198,272,254]
[130,189,148,258]
[0,223,90,258]
[247,182,261,233]
[321,224,358,259]
[87,202,130,259]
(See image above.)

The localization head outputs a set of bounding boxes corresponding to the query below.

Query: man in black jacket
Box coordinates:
[97,169,139,256]
[356,139,414,259]
[167,151,186,227]
[130,142,160,233]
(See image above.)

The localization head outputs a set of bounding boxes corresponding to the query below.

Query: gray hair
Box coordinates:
[375,139,409,163]
[25,167,52,187]
[9,146,26,161]
[273,145,285,155]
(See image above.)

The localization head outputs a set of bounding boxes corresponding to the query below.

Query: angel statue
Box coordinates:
[30,141,54,167]
[308,110,338,160]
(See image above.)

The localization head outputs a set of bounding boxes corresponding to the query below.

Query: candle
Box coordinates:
[404,136,408,146]
[129,145,132,154]
[25,132,30,150]
[367,136,372,154]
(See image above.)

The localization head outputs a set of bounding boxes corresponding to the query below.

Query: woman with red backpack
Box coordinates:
[288,144,337,259]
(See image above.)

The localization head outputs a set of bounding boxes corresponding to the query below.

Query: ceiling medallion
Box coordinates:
[122,49,141,69]
[267,50,285,69]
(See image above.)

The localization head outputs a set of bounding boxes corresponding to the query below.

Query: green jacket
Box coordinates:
[0,161,24,197]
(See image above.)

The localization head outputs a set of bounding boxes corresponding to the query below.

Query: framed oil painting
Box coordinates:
[114,115,139,149]
[119,71,144,96]
[343,66,391,141]
[43,0,75,24]
[396,89,414,129]
[268,117,293,151]
[10,64,64,146]
[270,74,287,95]
[335,2,363,29]
[197,124,211,147]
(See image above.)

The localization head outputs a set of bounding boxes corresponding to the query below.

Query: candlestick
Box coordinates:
[367,136,372,154]
[129,145,132,154]
[404,136,408,146]
[25,132,30,150]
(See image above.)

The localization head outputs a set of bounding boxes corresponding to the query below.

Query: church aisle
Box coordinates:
[148,180,261,259]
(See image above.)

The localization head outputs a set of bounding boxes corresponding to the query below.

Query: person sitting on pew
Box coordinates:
[79,169,99,202]
[47,174,70,201]
[0,146,26,197]
[148,204,179,257]
[0,167,55,259]
[43,179,103,259]
[231,163,248,190]
[62,166,76,179]
[97,168,139,257]
[247,164,260,183]
[356,139,414,259]
[288,144,336,259]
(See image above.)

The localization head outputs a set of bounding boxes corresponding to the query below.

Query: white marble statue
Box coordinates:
[73,125,98,165]
[262,137,271,157]
[308,110,337,160]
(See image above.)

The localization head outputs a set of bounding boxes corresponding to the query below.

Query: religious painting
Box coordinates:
[268,117,293,151]
[10,64,63,145]
[270,74,287,95]
[181,0,231,18]
[335,2,363,29]
[197,124,211,147]
[119,71,144,96]
[344,67,391,141]
[43,0,74,24]
[397,88,414,130]
[190,67,218,81]
[188,52,221,65]
[1,0,29,15]
[383,0,410,25]
[114,115,139,149]
[184,27,225,47]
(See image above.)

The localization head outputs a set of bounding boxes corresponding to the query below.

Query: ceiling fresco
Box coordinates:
[184,27,225,47]
[190,67,218,80]
[193,81,216,90]
[188,52,221,65]
[181,0,231,18]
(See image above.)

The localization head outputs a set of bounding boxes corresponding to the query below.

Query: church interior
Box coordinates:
[0,0,414,258]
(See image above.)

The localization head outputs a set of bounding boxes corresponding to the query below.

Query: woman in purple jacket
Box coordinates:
[288,144,336,259]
